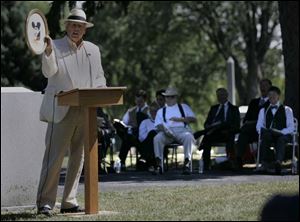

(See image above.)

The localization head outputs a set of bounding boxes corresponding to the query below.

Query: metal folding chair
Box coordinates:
[256,117,298,174]
[289,118,298,174]
[164,143,180,171]
[161,143,193,173]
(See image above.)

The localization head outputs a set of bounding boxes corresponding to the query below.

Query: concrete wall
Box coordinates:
[1,87,47,207]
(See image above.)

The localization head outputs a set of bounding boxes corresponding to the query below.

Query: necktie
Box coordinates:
[214,104,224,122]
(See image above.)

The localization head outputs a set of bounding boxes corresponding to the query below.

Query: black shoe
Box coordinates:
[254,162,269,173]
[121,163,126,172]
[184,158,190,166]
[182,166,191,175]
[37,206,52,217]
[153,166,162,175]
[203,164,210,171]
[60,206,84,214]
[274,161,282,175]
[232,158,243,171]
[182,158,191,175]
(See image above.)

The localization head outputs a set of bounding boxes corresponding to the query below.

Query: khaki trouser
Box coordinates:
[36,107,85,209]
[154,127,195,161]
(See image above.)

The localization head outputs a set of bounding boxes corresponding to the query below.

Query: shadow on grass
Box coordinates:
[1,212,38,221]
[58,158,295,186]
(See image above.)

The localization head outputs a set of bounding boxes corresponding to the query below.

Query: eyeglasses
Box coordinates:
[165,96,176,99]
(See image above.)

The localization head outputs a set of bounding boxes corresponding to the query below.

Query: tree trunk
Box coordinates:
[232,57,247,105]
[279,1,299,121]
[244,34,261,104]
[246,55,260,104]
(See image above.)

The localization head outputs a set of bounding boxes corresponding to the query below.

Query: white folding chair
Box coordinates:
[289,118,298,174]
[256,132,262,170]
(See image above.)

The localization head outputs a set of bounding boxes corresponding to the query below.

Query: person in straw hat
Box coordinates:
[36,8,106,216]
[153,87,197,175]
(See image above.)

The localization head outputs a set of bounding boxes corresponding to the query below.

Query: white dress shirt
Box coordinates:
[122,104,148,126]
[256,102,294,135]
[139,118,156,142]
[155,103,196,128]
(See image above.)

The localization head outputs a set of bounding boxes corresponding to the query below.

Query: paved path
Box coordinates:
[58,168,299,194]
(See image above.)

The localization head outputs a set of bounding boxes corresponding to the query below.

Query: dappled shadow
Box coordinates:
[58,160,296,186]
[1,212,38,221]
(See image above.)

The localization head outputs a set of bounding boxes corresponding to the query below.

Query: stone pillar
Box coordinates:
[227,57,236,105]
[1,87,46,208]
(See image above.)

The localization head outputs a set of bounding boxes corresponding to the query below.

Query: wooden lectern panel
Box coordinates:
[57,87,126,107]
[56,86,126,215]
[84,107,98,214]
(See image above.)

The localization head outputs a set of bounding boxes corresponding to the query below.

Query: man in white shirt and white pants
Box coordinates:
[36,8,106,216]
[153,87,197,175]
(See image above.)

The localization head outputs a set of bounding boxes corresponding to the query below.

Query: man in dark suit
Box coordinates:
[195,88,240,171]
[234,79,272,170]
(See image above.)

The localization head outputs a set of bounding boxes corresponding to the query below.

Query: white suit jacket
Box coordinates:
[40,36,107,123]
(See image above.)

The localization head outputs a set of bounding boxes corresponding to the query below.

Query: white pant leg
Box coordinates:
[153,132,173,161]
[173,129,195,161]
[36,108,79,209]
[61,108,85,209]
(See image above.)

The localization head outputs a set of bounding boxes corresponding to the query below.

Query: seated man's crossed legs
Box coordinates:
[118,132,140,170]
[235,123,258,169]
[139,130,157,169]
[199,130,235,171]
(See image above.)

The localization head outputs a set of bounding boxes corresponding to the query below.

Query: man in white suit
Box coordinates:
[36,8,106,216]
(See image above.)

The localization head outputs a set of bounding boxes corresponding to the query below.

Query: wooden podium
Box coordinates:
[57,87,126,214]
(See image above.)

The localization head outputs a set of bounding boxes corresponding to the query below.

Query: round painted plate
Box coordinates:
[25,9,49,55]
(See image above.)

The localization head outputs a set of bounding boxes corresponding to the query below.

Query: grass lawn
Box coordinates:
[1,180,298,221]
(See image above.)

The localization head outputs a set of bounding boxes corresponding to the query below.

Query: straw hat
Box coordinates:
[65,8,94,28]
[162,87,179,96]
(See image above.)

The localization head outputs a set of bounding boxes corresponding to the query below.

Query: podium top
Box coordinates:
[57,87,127,107]
[57,87,127,96]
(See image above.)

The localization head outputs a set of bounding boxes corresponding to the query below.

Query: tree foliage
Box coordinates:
[1,1,290,128]
[1,1,48,90]
[178,1,281,104]
[86,2,226,127]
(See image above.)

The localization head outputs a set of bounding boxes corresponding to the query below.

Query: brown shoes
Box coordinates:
[60,206,84,214]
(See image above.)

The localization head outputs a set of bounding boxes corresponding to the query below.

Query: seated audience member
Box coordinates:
[153,87,197,175]
[194,88,240,171]
[138,101,160,171]
[234,79,272,169]
[155,89,166,108]
[256,86,294,174]
[113,90,149,170]
[97,108,116,174]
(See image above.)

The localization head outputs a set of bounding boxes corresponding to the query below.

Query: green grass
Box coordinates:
[1,180,298,221]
